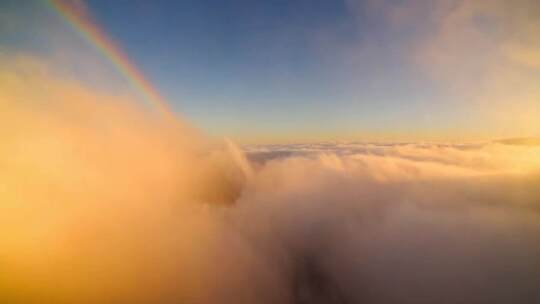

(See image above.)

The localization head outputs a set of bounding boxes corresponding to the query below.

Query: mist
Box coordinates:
[1,58,540,304]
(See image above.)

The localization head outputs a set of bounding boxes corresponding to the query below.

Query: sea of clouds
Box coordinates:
[1,57,540,304]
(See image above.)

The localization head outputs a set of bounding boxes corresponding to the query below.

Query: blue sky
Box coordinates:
[2,0,539,142]
[84,0,434,139]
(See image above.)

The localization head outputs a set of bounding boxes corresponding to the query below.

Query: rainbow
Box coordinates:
[49,0,174,119]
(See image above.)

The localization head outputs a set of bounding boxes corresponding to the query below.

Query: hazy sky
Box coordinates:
[1,0,539,143]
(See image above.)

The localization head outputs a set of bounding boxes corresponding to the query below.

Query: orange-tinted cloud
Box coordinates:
[1,54,540,303]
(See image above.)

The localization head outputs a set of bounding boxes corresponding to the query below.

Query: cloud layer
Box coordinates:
[1,57,540,303]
